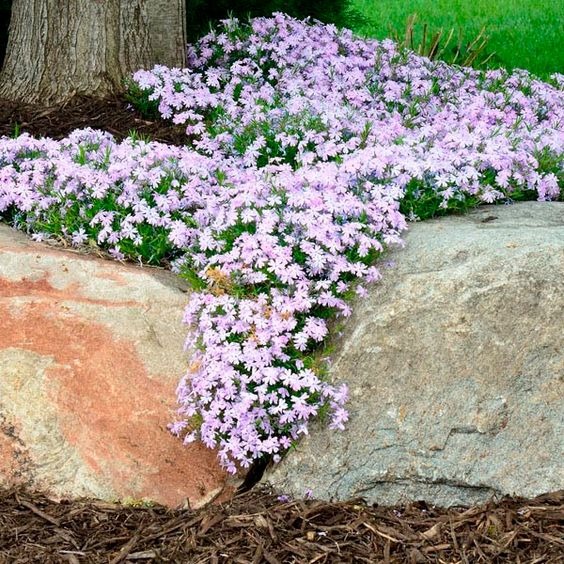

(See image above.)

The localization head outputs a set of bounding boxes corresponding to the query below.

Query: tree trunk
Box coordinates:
[147,0,186,69]
[0,0,186,105]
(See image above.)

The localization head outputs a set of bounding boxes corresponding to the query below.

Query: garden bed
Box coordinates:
[1,13,562,561]
[1,486,562,562]
[1,95,562,560]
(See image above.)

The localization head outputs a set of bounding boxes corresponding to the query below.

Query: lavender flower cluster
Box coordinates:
[132,13,563,205]
[0,129,404,471]
[1,14,562,473]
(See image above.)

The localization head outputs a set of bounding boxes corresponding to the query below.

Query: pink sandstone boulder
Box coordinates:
[0,224,232,508]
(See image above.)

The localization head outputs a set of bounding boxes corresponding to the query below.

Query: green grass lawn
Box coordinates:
[349,0,564,78]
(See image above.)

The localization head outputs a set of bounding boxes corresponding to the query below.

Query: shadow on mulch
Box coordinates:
[0,95,189,145]
[0,486,562,563]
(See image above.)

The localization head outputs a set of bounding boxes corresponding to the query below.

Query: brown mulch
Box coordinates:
[0,95,189,145]
[1,487,562,563]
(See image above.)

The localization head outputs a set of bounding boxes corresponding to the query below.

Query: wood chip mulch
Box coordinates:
[1,486,562,563]
[0,96,189,145]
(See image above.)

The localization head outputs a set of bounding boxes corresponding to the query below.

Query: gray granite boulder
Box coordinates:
[266,202,564,507]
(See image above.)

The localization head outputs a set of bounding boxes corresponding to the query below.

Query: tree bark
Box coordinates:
[0,0,186,105]
[146,0,186,69]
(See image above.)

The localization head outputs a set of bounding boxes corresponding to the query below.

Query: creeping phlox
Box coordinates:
[131,13,563,207]
[1,14,563,473]
[0,129,404,472]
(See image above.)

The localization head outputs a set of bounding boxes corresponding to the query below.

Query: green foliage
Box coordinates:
[123,79,160,120]
[399,180,482,221]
